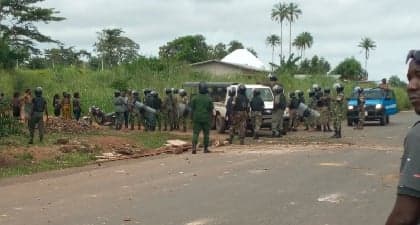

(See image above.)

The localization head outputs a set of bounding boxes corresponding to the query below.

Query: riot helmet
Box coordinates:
[143,88,151,96]
[253,89,261,96]
[237,84,246,95]
[289,92,296,98]
[171,88,179,94]
[150,91,158,97]
[198,82,208,94]
[114,90,121,97]
[165,88,172,95]
[324,88,331,94]
[179,89,187,97]
[228,88,236,97]
[34,87,43,97]
[268,73,278,81]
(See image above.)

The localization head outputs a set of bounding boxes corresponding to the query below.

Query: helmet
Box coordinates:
[324,88,331,94]
[308,90,315,98]
[289,92,296,98]
[34,87,43,97]
[171,88,179,94]
[165,88,172,94]
[228,88,236,97]
[143,88,151,95]
[198,82,208,94]
[333,83,344,93]
[179,89,187,97]
[253,89,261,96]
[237,84,246,95]
[132,91,139,96]
[114,90,121,97]
[312,84,319,90]
[150,91,158,97]
[298,90,304,97]
[354,86,363,93]
[268,73,278,81]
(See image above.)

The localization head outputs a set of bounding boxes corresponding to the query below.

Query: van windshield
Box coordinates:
[245,88,273,101]
[350,89,387,99]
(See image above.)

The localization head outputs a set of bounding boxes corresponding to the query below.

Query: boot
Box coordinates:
[192,144,197,154]
[204,146,211,153]
[323,125,327,132]
[316,125,322,131]
[330,130,338,138]
[28,139,34,144]
[327,124,333,132]
[253,131,258,140]
[228,135,234,144]
[337,129,342,138]
[130,124,134,130]
[240,139,245,145]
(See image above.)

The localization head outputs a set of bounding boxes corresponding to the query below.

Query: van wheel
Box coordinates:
[216,115,226,133]
[380,115,386,126]
[347,119,353,126]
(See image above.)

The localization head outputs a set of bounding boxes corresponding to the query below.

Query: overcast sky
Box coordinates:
[36,0,420,81]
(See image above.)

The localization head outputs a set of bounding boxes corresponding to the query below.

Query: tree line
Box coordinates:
[0,0,379,81]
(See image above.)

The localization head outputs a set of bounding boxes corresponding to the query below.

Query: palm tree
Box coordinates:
[286,2,302,58]
[266,34,281,70]
[293,32,313,58]
[358,37,376,80]
[271,2,288,64]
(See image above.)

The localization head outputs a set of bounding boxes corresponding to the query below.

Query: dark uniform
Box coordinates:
[229,84,249,145]
[114,91,125,130]
[225,89,235,128]
[288,92,299,131]
[178,89,189,132]
[191,82,214,154]
[129,91,143,130]
[323,89,333,132]
[272,85,287,137]
[250,89,264,139]
[28,87,48,144]
[162,89,177,131]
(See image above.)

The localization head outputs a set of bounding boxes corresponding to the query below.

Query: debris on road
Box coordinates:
[46,117,99,134]
[317,193,344,204]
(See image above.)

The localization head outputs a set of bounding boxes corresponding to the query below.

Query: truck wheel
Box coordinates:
[386,115,390,124]
[380,115,386,126]
[347,119,353,127]
[216,115,226,133]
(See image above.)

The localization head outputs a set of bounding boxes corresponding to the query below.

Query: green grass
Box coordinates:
[0,152,95,178]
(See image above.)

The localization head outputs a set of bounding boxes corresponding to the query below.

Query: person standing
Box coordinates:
[122,91,130,129]
[385,50,420,225]
[28,87,48,144]
[178,89,189,132]
[129,91,142,130]
[379,78,390,90]
[323,88,333,132]
[354,87,365,130]
[288,92,299,131]
[250,89,264,139]
[228,84,249,145]
[331,84,345,138]
[61,92,72,120]
[114,90,125,130]
[21,89,32,122]
[271,85,286,137]
[225,88,236,130]
[162,88,176,131]
[52,94,61,117]
[72,92,82,121]
[11,92,21,119]
[190,82,214,154]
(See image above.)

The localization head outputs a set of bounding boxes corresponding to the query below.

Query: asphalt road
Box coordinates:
[0,112,419,225]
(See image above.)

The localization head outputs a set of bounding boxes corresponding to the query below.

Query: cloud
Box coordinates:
[36,0,420,81]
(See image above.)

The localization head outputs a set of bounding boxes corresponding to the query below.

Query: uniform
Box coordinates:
[191,83,214,154]
[272,85,287,137]
[28,87,48,144]
[114,92,125,130]
[178,92,189,132]
[162,90,177,131]
[355,89,366,129]
[288,93,299,131]
[129,92,142,130]
[229,85,249,145]
[250,91,264,139]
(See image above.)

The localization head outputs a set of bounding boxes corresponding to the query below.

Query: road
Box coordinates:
[0,112,419,225]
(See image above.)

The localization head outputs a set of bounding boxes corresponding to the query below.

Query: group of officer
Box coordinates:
[113,87,190,132]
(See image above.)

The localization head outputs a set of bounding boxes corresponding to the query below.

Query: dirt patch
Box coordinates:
[86,136,136,151]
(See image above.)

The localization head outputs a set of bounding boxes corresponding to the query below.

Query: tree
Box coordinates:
[331,57,365,80]
[94,28,140,69]
[271,2,288,64]
[388,75,407,88]
[276,53,301,74]
[286,2,302,58]
[159,34,210,63]
[227,40,244,53]
[247,47,258,57]
[0,0,64,62]
[266,34,281,70]
[358,37,376,80]
[210,42,228,59]
[45,45,91,68]
[297,55,330,75]
[293,32,313,58]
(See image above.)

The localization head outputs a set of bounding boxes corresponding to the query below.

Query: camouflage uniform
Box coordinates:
[323,89,333,132]
[356,91,366,129]
[162,89,177,131]
[28,87,48,144]
[250,90,264,139]
[332,92,345,138]
[178,92,189,132]
[288,93,299,131]
[114,92,125,130]
[229,85,249,145]
[271,85,286,137]
[129,92,142,130]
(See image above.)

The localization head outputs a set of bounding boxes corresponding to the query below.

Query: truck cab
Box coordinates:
[346,88,398,126]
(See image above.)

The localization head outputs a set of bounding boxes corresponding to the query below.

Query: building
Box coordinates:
[190,49,268,76]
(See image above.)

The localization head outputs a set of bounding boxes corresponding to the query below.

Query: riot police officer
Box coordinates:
[250,89,264,139]
[28,87,48,144]
[272,85,287,137]
[331,83,345,138]
[229,84,249,145]
[114,90,125,130]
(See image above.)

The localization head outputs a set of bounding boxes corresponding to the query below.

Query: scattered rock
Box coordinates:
[55,138,69,145]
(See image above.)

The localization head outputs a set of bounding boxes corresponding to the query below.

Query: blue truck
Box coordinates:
[346,88,398,126]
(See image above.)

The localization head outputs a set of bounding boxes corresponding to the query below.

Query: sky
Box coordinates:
[36,0,420,81]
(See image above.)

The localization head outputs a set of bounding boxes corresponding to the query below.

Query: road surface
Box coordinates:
[0,112,418,225]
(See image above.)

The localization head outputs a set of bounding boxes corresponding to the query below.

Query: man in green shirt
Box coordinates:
[385,50,420,225]
[190,82,214,154]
